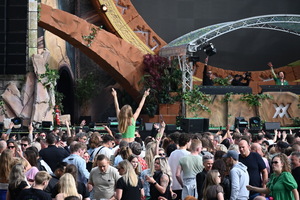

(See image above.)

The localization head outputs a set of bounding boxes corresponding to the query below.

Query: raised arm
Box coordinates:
[133,88,150,120]
[112,88,120,117]
[268,62,277,78]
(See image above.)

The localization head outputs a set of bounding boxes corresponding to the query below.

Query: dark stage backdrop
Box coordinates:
[131,0,300,71]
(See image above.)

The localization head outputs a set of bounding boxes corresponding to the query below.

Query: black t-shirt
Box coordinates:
[239,152,266,188]
[51,181,89,198]
[292,166,300,195]
[9,180,29,200]
[196,169,208,200]
[18,188,52,200]
[116,177,143,200]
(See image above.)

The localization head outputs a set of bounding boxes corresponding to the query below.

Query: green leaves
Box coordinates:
[82,27,101,47]
[182,88,211,116]
[239,93,273,107]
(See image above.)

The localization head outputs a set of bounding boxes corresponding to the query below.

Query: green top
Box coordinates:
[270,67,289,85]
[122,118,135,139]
[267,172,298,200]
[179,154,203,179]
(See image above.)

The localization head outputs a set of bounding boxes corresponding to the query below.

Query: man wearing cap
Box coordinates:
[223,150,249,200]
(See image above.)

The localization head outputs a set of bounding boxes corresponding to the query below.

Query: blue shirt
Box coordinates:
[63,154,90,184]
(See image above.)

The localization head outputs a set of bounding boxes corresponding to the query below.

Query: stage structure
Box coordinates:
[159,14,300,116]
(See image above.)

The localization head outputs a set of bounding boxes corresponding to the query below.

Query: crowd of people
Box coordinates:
[0,88,299,200]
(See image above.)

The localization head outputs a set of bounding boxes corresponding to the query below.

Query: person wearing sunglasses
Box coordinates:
[202,170,224,200]
[20,136,31,152]
[247,153,299,200]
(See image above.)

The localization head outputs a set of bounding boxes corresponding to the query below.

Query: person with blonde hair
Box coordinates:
[202,170,224,200]
[112,88,150,142]
[6,164,30,200]
[55,173,82,200]
[0,149,17,200]
[18,171,52,200]
[146,157,173,200]
[116,160,144,200]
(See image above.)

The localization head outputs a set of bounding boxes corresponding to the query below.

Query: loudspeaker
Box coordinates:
[42,121,52,128]
[181,118,209,133]
[264,122,280,130]
[166,124,177,134]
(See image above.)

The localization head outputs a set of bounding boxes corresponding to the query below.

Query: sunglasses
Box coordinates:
[159,153,166,156]
[8,146,15,149]
[21,144,28,147]
[271,161,279,165]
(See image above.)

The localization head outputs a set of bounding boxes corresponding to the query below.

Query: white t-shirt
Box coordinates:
[168,148,190,190]
[92,146,114,162]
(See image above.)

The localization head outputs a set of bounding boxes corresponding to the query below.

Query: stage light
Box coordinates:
[12,117,22,129]
[203,43,217,56]
[249,117,261,130]
[234,117,248,131]
[101,4,108,12]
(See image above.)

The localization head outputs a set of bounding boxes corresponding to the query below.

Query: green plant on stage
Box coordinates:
[213,77,231,86]
[239,93,273,107]
[38,64,64,111]
[222,92,233,103]
[82,27,101,47]
[139,54,182,117]
[0,98,6,115]
[54,92,64,114]
[75,72,99,106]
[38,63,60,88]
[182,87,211,117]
[37,4,41,21]
[291,117,300,126]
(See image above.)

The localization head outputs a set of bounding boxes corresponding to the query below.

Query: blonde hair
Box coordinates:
[118,160,138,187]
[58,173,80,198]
[118,105,133,133]
[154,157,172,184]
[145,141,157,167]
[0,149,15,182]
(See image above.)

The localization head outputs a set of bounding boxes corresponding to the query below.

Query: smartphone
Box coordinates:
[159,114,164,122]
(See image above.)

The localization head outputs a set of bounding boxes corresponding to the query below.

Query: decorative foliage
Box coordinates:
[38,64,63,111]
[239,93,273,107]
[38,63,60,88]
[222,92,233,103]
[140,54,182,116]
[37,4,41,21]
[213,77,231,86]
[82,27,101,47]
[54,92,64,114]
[291,117,300,126]
[0,98,6,115]
[75,72,99,106]
[182,87,211,117]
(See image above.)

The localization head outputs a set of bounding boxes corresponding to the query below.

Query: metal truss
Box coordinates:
[188,14,300,53]
[177,55,194,92]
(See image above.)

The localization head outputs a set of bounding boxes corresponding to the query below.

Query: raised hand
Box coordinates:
[111,88,117,97]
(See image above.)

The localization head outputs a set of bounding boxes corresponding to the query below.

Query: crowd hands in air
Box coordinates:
[0,88,300,200]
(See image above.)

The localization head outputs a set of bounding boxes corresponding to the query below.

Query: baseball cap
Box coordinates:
[223,150,239,161]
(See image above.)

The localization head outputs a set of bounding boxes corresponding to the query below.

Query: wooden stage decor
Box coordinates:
[186,92,300,127]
